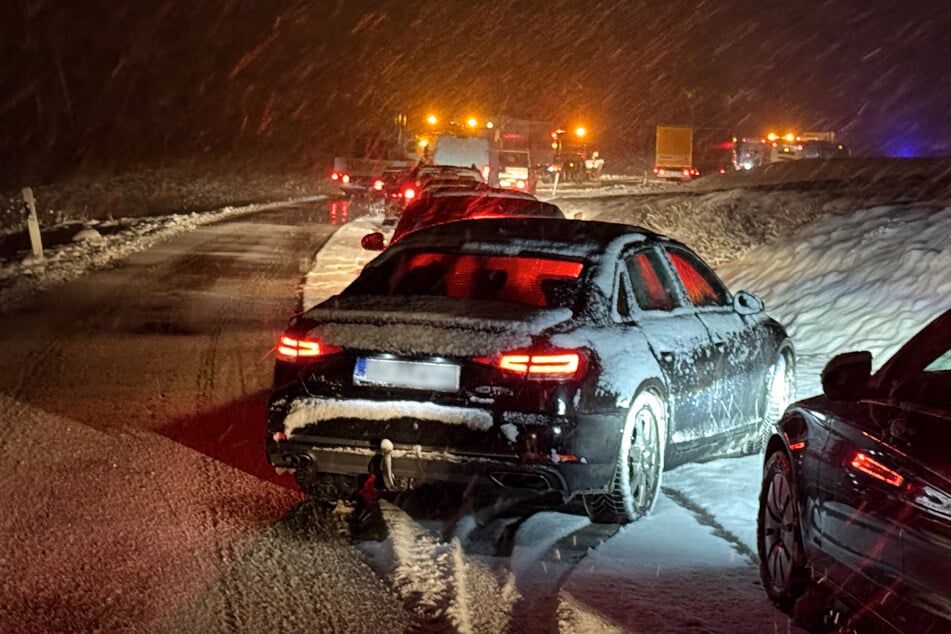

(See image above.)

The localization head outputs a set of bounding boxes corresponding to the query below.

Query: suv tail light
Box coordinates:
[477,349,586,380]
[276,334,342,362]
[402,186,416,200]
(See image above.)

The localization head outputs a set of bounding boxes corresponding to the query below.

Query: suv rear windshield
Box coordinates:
[346,250,585,308]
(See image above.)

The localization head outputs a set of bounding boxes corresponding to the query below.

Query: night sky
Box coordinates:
[2,1,949,186]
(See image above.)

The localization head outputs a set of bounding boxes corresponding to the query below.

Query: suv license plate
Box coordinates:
[353,357,460,392]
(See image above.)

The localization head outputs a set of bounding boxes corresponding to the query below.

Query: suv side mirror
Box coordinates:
[361,232,385,251]
[821,351,872,401]
[733,290,764,315]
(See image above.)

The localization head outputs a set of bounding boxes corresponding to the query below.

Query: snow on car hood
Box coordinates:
[301,294,575,356]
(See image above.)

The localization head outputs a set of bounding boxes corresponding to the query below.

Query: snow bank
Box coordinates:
[718,203,951,397]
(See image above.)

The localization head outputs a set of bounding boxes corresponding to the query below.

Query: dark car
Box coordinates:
[268,218,794,524]
[386,164,487,212]
[360,189,562,251]
[758,308,951,633]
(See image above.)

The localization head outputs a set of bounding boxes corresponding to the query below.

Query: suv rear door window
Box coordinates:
[667,250,730,307]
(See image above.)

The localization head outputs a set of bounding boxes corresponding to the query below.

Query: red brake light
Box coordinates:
[330,171,340,181]
[372,179,384,191]
[403,186,416,200]
[276,334,341,362]
[341,173,351,184]
[484,349,586,380]
[850,452,903,487]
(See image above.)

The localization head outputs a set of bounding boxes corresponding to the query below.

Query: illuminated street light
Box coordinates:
[466,117,478,128]
[575,126,587,138]
[486,121,494,129]
[418,138,429,148]
[426,114,438,125]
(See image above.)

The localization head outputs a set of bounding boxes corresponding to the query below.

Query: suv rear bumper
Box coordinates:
[267,434,617,494]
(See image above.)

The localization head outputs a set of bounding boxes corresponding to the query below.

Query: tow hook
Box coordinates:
[380,438,396,490]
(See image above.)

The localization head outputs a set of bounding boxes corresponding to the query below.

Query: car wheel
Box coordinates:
[758,450,808,612]
[294,468,357,505]
[750,352,795,453]
[585,389,666,524]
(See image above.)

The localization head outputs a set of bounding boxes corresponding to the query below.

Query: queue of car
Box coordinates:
[301,162,950,633]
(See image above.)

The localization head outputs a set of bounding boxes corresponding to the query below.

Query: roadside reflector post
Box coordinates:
[22,187,44,261]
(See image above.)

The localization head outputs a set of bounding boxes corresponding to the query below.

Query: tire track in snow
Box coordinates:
[359,501,520,633]
[661,485,757,564]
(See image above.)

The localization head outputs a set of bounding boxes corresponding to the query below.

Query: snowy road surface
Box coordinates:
[14,186,947,632]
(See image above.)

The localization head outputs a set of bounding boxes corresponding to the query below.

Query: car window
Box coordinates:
[624,248,679,311]
[615,270,631,317]
[347,250,585,308]
[667,249,730,307]
[924,347,951,372]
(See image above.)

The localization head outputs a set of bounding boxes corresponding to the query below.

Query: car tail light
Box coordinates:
[276,334,341,362]
[478,349,586,380]
[682,168,690,176]
[482,164,491,180]
[850,452,904,487]
[372,178,384,191]
[330,171,340,181]
[341,173,351,184]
